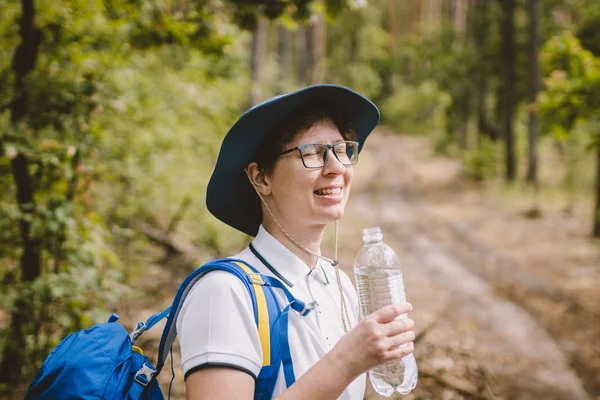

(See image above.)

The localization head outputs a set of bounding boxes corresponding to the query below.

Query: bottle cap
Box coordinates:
[362,227,383,243]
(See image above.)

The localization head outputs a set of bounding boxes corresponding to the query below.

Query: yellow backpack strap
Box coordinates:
[232,261,271,366]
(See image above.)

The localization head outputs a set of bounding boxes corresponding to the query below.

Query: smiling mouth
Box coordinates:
[314,187,342,196]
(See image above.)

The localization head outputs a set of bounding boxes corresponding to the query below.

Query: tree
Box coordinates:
[311,1,327,84]
[277,23,291,94]
[538,31,600,237]
[0,0,332,390]
[249,18,268,107]
[0,0,133,388]
[1,0,43,385]
[294,25,307,84]
[453,0,467,36]
[500,0,517,181]
[469,0,499,144]
[527,0,541,184]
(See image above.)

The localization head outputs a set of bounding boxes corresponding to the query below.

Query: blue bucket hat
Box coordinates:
[206,84,380,237]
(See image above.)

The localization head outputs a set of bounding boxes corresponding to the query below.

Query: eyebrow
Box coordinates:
[300,139,346,145]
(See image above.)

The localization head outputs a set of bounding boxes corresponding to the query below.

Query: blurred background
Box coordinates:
[1,0,599,399]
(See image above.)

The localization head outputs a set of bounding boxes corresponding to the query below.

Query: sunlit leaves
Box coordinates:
[538,30,600,136]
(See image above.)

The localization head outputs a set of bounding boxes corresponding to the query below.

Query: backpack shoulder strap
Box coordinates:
[231,260,282,400]
[155,257,314,399]
[155,258,280,376]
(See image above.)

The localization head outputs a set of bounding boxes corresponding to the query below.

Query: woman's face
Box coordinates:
[265,119,354,230]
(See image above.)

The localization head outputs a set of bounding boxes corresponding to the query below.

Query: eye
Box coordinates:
[335,143,347,154]
[301,144,321,157]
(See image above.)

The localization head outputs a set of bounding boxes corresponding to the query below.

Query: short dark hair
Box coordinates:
[251,101,358,175]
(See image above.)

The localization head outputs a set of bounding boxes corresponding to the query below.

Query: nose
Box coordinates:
[322,148,346,175]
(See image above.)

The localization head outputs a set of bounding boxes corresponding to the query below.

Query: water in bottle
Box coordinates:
[354,227,418,396]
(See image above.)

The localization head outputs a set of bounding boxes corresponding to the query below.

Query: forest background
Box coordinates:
[1,0,599,398]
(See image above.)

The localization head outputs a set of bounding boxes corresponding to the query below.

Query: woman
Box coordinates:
[176,85,415,399]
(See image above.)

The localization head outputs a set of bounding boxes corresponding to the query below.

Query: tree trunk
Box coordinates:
[593,144,600,237]
[411,0,422,37]
[388,0,398,56]
[501,0,517,181]
[423,0,441,34]
[380,0,397,99]
[248,18,268,108]
[453,0,467,35]
[471,0,494,145]
[399,0,411,35]
[476,77,486,148]
[432,0,442,26]
[421,0,431,34]
[311,7,326,84]
[1,0,42,388]
[459,108,469,150]
[349,18,359,64]
[526,0,540,184]
[305,23,315,83]
[277,24,289,94]
[296,26,308,85]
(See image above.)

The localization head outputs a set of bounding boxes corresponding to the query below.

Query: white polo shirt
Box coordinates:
[176,225,366,399]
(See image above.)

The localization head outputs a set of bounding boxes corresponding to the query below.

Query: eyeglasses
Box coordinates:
[278,141,360,169]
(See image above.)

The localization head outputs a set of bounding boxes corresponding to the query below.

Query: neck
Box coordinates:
[262,218,325,270]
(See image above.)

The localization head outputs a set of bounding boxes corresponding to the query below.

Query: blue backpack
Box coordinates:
[25,258,314,400]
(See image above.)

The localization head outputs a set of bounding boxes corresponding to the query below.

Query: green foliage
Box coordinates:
[462,138,500,182]
[380,79,451,135]
[2,0,355,383]
[0,199,125,375]
[538,29,600,237]
[560,126,593,194]
[394,21,493,144]
[231,0,316,30]
[0,0,254,382]
[325,5,388,99]
[124,0,234,53]
[93,44,251,255]
[538,30,600,135]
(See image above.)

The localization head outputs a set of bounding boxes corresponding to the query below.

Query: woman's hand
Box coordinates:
[275,302,415,400]
[329,302,415,381]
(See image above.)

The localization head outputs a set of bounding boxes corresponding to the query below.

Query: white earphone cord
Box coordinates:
[244,169,352,332]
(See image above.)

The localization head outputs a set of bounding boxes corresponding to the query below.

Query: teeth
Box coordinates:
[315,188,342,196]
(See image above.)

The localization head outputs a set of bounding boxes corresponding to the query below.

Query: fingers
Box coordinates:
[374,302,412,323]
[384,341,415,361]
[369,329,415,364]
[385,329,415,350]
[375,310,415,362]
[384,318,415,336]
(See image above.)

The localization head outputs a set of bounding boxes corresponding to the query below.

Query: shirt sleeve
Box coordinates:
[176,270,263,379]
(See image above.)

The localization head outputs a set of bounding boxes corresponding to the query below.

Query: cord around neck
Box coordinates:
[244,169,351,332]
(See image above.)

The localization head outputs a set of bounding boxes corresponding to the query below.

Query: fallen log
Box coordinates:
[134,222,200,257]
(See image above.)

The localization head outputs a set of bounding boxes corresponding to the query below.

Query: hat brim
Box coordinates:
[206,84,380,237]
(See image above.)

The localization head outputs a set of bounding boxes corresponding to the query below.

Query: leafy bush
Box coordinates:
[93,45,252,258]
[0,0,250,383]
[461,137,500,181]
[380,79,451,135]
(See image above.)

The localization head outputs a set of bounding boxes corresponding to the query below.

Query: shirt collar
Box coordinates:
[251,225,313,287]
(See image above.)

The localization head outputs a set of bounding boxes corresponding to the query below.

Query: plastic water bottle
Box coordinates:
[354,227,418,396]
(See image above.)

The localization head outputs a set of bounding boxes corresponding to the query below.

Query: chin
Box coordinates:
[308,202,347,224]
[321,208,345,222]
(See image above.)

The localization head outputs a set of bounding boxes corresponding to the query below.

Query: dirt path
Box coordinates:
[333,131,596,399]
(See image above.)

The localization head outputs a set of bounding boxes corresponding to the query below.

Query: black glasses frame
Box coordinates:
[278,141,360,169]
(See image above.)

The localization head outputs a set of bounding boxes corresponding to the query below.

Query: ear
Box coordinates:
[247,162,272,196]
